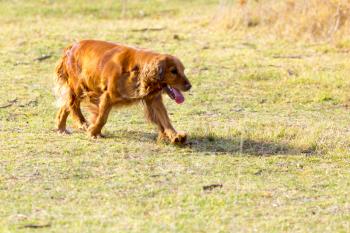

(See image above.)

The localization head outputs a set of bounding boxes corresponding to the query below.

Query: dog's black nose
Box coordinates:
[184,83,192,91]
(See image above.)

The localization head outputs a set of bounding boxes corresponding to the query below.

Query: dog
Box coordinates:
[54,40,191,143]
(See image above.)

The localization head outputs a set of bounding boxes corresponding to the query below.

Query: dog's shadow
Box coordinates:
[110,130,314,156]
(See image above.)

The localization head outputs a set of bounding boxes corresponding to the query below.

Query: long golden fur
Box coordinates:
[54,40,191,143]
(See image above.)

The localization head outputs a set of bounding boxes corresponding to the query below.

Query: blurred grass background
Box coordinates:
[216,0,350,43]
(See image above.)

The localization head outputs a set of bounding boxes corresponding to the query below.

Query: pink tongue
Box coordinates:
[173,88,185,104]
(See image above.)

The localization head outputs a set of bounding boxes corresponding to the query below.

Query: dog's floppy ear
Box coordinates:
[117,57,166,99]
[138,56,166,96]
[142,57,166,82]
[157,61,165,81]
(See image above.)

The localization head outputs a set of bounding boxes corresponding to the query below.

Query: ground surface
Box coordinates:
[1,1,350,232]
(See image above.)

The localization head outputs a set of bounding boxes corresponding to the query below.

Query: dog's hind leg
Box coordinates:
[56,106,70,134]
[68,88,89,131]
[54,79,71,134]
[85,94,100,126]
[87,104,99,125]
[87,92,112,138]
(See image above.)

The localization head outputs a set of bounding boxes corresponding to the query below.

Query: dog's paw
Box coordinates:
[89,133,105,139]
[170,131,187,144]
[87,126,104,139]
[57,128,72,135]
[157,132,167,143]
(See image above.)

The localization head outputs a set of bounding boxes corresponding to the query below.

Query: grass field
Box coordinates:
[1,0,350,232]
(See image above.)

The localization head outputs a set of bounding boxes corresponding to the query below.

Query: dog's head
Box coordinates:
[141,55,191,104]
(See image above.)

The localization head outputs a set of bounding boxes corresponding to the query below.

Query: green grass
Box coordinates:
[1,1,350,232]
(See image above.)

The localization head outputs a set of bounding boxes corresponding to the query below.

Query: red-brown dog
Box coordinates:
[54,40,191,143]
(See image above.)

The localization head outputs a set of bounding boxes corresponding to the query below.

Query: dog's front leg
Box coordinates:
[145,95,186,144]
[87,92,112,138]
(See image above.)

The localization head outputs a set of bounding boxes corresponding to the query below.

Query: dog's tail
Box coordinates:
[54,45,72,108]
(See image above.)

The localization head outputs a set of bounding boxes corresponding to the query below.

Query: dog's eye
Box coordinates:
[171,68,177,75]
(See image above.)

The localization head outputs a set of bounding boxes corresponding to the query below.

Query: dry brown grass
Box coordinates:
[215,0,350,42]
